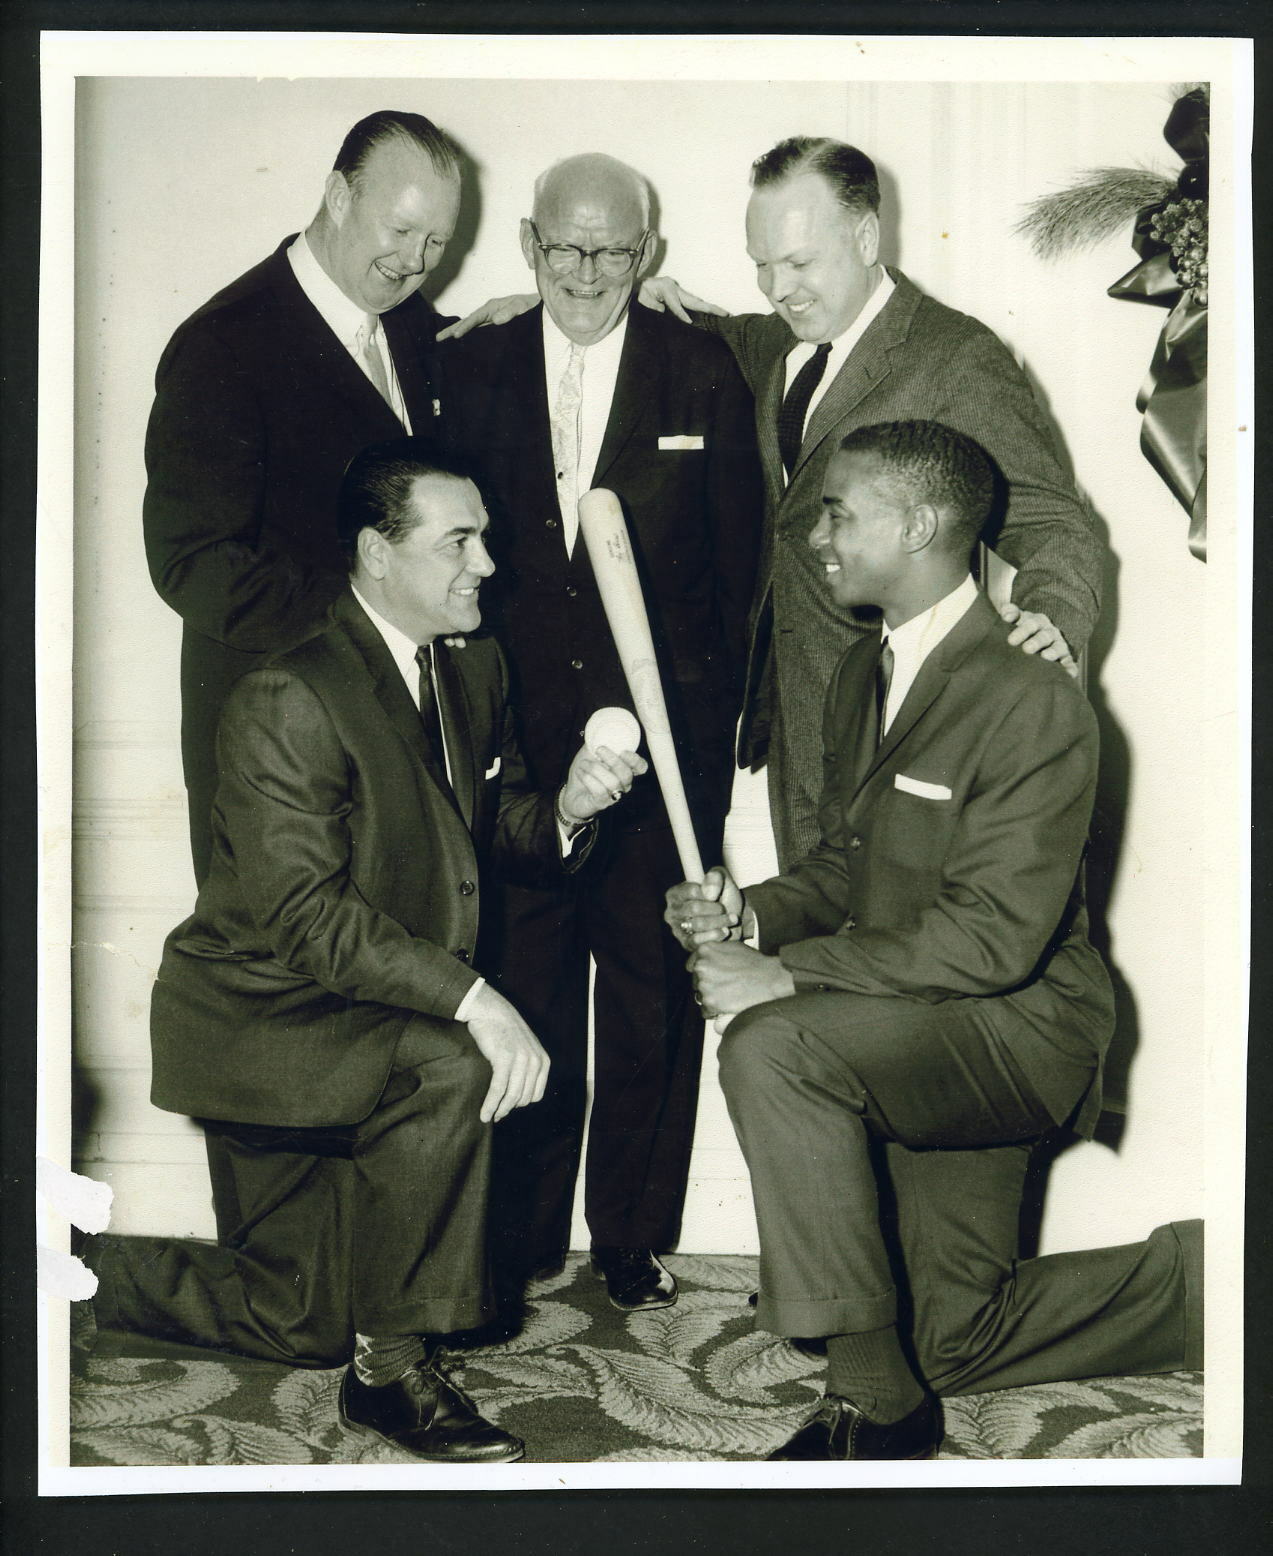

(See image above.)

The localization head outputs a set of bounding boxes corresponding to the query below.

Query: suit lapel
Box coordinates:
[336,594,464,820]
[592,303,657,491]
[382,296,439,429]
[860,591,997,788]
[264,243,412,437]
[790,271,923,487]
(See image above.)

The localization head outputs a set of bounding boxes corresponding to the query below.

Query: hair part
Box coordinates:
[750,136,880,216]
[338,438,481,570]
[837,420,995,559]
[333,110,461,195]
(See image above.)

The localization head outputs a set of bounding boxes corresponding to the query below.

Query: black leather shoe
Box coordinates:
[590,1246,678,1311]
[338,1356,525,1463]
[767,1393,941,1461]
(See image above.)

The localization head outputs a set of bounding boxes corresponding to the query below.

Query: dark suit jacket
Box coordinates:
[439,301,763,840]
[142,237,448,875]
[746,592,1115,1138]
[707,270,1106,775]
[150,592,587,1130]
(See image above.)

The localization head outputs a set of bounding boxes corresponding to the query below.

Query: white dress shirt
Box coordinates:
[288,233,412,430]
[541,308,629,551]
[880,573,980,734]
[781,269,896,477]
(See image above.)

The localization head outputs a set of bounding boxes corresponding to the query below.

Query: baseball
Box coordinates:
[584,706,642,756]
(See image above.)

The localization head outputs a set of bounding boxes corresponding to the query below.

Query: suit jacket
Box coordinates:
[707,270,1106,774]
[150,591,588,1130]
[439,301,763,840]
[746,592,1115,1138]
[142,237,448,873]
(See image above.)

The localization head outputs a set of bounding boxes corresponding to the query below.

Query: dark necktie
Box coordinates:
[414,645,451,789]
[777,342,832,476]
[876,639,895,745]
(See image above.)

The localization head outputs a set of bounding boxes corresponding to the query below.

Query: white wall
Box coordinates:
[72,75,1216,1258]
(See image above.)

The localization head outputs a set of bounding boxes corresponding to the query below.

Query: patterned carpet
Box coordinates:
[70,1252,1202,1465]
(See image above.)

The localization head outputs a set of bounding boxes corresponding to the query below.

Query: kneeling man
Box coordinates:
[88,440,644,1464]
[667,420,1201,1461]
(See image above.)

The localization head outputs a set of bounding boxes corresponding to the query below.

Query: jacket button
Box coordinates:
[849,835,862,850]
[456,948,470,963]
[571,658,584,670]
[566,585,578,598]
[459,879,476,896]
[546,517,559,529]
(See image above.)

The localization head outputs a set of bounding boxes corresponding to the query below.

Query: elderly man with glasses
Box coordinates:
[439,153,763,1314]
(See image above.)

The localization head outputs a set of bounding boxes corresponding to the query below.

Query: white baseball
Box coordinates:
[584,706,642,756]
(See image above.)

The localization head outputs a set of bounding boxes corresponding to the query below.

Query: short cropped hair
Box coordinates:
[750,136,880,216]
[332,110,461,193]
[338,438,480,570]
[837,421,995,559]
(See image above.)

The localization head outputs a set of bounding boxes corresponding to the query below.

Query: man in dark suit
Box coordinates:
[440,154,763,1312]
[645,137,1107,868]
[88,442,645,1462]
[667,421,1200,1461]
[144,109,463,883]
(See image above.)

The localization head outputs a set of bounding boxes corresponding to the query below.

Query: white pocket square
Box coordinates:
[484,757,501,779]
[894,773,952,801]
[658,434,704,450]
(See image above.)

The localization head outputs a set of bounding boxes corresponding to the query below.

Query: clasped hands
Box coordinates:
[664,866,795,1020]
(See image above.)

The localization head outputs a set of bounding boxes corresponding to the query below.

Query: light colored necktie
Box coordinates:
[550,344,586,552]
[359,317,394,409]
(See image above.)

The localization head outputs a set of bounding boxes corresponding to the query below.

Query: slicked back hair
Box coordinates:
[338,438,481,570]
[750,136,880,217]
[332,110,461,194]
[837,421,994,560]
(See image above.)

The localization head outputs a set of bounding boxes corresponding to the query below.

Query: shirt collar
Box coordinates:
[883,573,980,661]
[289,230,378,351]
[350,583,428,685]
[541,304,629,375]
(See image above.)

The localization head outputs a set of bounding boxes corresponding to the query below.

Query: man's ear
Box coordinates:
[325,170,352,228]
[856,209,881,269]
[357,526,388,579]
[901,503,939,553]
[519,217,537,272]
[634,228,659,281]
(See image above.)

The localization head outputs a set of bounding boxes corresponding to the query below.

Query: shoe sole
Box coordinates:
[337,1403,526,1464]
[604,1291,678,1313]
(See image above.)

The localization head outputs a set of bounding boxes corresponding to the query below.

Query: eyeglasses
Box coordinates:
[528,220,648,278]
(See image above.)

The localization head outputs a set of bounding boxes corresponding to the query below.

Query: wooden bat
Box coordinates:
[577,488,705,882]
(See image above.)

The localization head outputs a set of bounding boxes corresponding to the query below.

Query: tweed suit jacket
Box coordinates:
[439,301,763,838]
[143,238,449,875]
[150,592,587,1131]
[747,591,1115,1138]
[707,270,1105,860]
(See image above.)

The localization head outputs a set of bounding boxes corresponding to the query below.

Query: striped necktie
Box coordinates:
[777,342,832,476]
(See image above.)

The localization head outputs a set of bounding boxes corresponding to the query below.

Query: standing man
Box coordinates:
[88,442,645,1462]
[667,422,1200,1461]
[441,154,763,1311]
[653,137,1107,866]
[144,110,463,882]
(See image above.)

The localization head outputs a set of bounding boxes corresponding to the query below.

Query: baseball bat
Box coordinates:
[577,488,705,882]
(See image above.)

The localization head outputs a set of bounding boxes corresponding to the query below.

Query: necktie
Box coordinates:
[551,344,586,552]
[414,645,451,791]
[777,342,832,476]
[359,317,394,409]
[876,639,895,744]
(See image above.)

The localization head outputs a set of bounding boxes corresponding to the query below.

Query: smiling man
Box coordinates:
[666,421,1200,1461]
[88,440,644,1462]
[439,154,762,1315]
[144,110,464,884]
